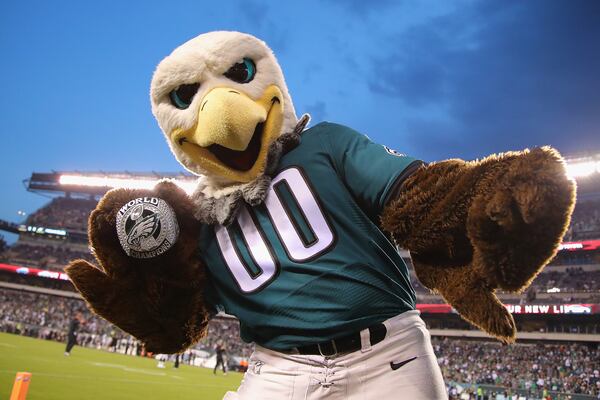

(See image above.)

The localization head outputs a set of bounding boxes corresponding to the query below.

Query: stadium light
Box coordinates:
[565,160,600,178]
[54,156,600,193]
[58,174,197,194]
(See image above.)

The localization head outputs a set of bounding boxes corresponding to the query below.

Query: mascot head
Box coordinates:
[150,31,299,187]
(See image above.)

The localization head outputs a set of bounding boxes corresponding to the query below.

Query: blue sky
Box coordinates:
[1,0,599,242]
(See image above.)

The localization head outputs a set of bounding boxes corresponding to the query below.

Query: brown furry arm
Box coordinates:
[65,181,210,354]
[381,147,576,342]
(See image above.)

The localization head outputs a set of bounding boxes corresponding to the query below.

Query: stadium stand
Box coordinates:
[0,242,93,271]
[0,288,100,343]
[0,287,251,366]
[199,316,255,359]
[438,338,599,398]
[0,169,599,399]
[2,177,598,281]
[565,199,600,241]
[25,197,96,232]
[1,287,597,398]
[0,269,76,292]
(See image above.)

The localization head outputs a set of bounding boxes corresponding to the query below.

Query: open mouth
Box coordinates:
[206,122,264,171]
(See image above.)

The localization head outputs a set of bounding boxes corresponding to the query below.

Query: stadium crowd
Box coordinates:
[198,316,254,358]
[436,337,600,398]
[411,268,600,301]
[0,235,7,254]
[0,194,598,267]
[0,195,598,294]
[1,287,599,397]
[565,199,600,241]
[0,242,93,271]
[15,197,600,241]
[528,268,600,293]
[1,194,600,397]
[0,288,251,359]
[25,197,96,232]
[0,288,117,344]
[551,251,600,267]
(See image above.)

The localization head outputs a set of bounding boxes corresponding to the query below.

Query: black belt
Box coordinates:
[292,323,387,357]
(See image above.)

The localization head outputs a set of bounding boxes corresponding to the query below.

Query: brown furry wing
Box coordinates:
[381,147,575,342]
[65,181,210,354]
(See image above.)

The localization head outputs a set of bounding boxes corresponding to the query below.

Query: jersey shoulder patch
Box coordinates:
[383,145,405,157]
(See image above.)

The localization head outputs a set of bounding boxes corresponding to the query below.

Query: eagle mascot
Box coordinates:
[66,31,575,399]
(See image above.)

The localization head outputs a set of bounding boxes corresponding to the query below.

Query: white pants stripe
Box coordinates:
[224,311,447,400]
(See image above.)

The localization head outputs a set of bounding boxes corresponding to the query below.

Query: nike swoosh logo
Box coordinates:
[390,356,418,371]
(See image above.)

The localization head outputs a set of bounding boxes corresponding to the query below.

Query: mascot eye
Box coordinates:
[169,83,200,109]
[224,58,256,84]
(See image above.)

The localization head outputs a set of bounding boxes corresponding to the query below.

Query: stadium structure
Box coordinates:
[1,155,599,399]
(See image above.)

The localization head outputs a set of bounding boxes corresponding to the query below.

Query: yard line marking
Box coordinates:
[0,369,234,388]
[90,361,167,376]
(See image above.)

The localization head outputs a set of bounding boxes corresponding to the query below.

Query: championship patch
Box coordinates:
[383,145,405,157]
[116,197,179,259]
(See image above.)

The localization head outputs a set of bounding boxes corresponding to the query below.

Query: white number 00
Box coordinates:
[215,167,335,293]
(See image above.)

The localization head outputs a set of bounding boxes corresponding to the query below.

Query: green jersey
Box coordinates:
[200,122,421,350]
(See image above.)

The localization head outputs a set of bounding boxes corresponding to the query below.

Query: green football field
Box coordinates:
[0,333,243,400]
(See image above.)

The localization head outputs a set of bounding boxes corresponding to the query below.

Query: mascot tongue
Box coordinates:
[207,122,264,171]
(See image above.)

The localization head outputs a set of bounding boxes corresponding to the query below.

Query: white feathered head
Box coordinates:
[150,31,298,186]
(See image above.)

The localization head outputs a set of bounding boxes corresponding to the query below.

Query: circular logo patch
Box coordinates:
[116,197,179,259]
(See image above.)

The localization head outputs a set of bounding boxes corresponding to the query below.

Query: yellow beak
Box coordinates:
[171,85,284,183]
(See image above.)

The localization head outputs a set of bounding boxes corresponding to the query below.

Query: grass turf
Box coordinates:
[0,333,243,400]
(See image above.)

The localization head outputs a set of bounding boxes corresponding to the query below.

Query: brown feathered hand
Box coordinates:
[65,181,210,354]
[381,147,576,343]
